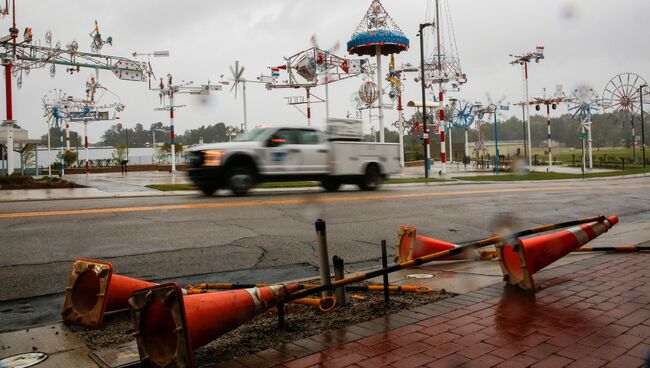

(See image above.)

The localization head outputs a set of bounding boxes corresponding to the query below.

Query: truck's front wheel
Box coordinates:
[359,164,381,191]
[228,166,254,196]
[321,177,341,192]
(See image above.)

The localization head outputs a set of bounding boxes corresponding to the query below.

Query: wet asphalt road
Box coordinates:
[1,177,649,307]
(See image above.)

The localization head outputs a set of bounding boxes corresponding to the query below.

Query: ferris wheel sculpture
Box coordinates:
[42,89,70,176]
[602,72,649,162]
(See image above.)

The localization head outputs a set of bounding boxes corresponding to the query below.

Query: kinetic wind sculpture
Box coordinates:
[449,99,475,159]
[509,46,545,167]
[387,54,408,166]
[261,45,367,127]
[422,0,467,171]
[347,0,409,142]
[527,85,568,169]
[601,72,649,162]
[1,1,146,175]
[152,74,223,172]
[568,86,601,171]
[42,81,125,176]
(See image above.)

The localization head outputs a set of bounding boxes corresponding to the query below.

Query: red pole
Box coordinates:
[4,64,11,121]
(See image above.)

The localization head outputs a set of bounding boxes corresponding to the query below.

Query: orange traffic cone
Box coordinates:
[61,258,157,328]
[396,226,461,262]
[129,282,301,368]
[497,216,619,291]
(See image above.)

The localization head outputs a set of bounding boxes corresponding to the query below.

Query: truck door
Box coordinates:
[263,129,302,175]
[296,129,329,174]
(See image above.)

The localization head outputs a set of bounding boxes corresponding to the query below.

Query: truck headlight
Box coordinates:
[203,150,225,166]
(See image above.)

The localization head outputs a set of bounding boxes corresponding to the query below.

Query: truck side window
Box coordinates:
[269,129,297,146]
[297,130,322,145]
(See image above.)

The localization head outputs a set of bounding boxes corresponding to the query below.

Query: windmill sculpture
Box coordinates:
[568,86,600,171]
[230,61,248,133]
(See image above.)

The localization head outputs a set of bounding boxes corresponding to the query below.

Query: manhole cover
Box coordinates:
[0,352,48,368]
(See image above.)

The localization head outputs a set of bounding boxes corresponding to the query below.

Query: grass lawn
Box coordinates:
[459,168,649,182]
[531,147,647,164]
[146,177,447,191]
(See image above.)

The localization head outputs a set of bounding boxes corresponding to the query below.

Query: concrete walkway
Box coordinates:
[219,253,650,368]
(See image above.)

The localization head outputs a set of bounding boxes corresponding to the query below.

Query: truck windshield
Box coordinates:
[236,128,272,142]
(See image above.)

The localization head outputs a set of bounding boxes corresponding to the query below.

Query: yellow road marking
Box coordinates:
[1,183,649,219]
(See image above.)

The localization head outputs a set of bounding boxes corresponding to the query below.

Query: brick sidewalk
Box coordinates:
[217,253,650,368]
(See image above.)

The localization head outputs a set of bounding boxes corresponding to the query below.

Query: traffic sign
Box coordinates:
[578,132,587,140]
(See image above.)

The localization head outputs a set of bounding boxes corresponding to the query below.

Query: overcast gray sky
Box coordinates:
[2,0,649,143]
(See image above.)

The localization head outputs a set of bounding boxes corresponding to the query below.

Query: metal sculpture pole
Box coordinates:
[524,63,531,167]
[170,93,176,172]
[436,0,446,174]
[375,45,384,142]
[419,23,432,178]
[4,61,14,175]
[641,84,647,169]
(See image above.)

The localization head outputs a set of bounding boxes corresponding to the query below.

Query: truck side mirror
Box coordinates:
[267,136,286,147]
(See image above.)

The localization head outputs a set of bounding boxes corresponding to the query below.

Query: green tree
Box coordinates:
[111,144,127,164]
[58,150,78,167]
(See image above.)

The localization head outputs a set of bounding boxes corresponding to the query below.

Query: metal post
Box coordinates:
[332,256,346,307]
[641,84,647,169]
[546,104,552,169]
[152,127,156,164]
[4,62,14,175]
[306,87,311,127]
[521,103,527,160]
[315,219,332,298]
[381,240,389,304]
[170,93,176,172]
[581,123,586,174]
[397,94,404,167]
[448,126,453,164]
[84,121,89,175]
[493,106,499,175]
[34,144,38,176]
[277,302,285,329]
[524,62,532,168]
[587,122,593,169]
[125,128,129,161]
[242,81,248,132]
[325,82,330,123]
[464,128,469,161]
[435,0,445,173]
[59,121,65,176]
[47,119,52,176]
[631,119,636,163]
[376,45,384,143]
[419,23,432,178]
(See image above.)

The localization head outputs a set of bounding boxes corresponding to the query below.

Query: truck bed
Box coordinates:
[329,141,401,176]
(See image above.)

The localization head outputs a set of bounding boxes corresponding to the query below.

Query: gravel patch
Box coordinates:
[69,287,451,366]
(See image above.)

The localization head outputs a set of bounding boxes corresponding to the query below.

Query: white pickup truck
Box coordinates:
[187,125,400,196]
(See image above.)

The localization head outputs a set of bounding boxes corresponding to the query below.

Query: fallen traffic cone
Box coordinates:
[396,226,461,263]
[497,216,619,291]
[129,282,301,368]
[61,258,157,328]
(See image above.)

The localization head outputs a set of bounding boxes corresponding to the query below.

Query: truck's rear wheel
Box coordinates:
[228,166,254,196]
[359,164,381,191]
[321,178,341,192]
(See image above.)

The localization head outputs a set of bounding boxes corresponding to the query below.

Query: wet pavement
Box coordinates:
[219,253,650,368]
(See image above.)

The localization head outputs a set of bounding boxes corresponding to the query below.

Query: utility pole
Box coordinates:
[419,22,433,178]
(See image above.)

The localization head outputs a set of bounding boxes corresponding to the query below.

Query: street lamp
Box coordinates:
[641,83,648,169]
[509,46,544,169]
[419,22,434,179]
